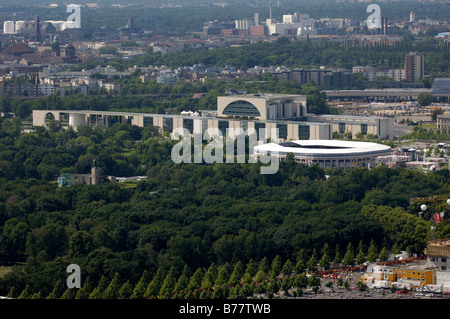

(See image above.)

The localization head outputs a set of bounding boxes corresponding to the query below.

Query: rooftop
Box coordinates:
[254,139,392,157]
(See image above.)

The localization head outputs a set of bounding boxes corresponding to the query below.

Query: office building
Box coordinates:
[32,93,394,143]
[405,52,424,83]
[426,238,450,271]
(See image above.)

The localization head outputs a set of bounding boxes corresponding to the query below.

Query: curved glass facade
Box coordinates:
[223,100,261,117]
[432,78,450,94]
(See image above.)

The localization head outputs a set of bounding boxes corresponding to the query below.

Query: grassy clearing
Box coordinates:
[0,266,12,278]
[118,181,139,189]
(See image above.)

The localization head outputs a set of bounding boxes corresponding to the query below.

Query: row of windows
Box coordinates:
[183,118,194,134]
[144,116,313,140]
[429,257,447,262]
[143,116,153,127]
[223,100,261,117]
[338,123,368,135]
[299,125,310,140]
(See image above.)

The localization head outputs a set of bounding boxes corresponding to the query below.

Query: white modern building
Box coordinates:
[266,12,314,36]
[436,271,450,292]
[235,18,254,30]
[3,21,15,34]
[217,94,307,121]
[309,114,394,139]
[32,93,394,144]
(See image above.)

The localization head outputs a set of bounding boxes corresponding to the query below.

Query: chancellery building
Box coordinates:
[32,93,394,141]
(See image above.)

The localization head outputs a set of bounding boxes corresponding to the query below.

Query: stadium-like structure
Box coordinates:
[253,139,392,169]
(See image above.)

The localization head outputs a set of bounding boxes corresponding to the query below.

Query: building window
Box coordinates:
[441,257,447,263]
[255,122,265,140]
[361,123,368,135]
[218,120,228,134]
[240,121,248,132]
[277,123,287,140]
[339,122,345,134]
[298,125,310,140]
[163,117,173,132]
[143,116,153,127]
[183,118,194,134]
[223,100,261,117]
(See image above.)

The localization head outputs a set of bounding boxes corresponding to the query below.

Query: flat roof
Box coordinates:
[33,110,330,126]
[254,140,392,157]
[220,93,306,100]
[311,114,389,121]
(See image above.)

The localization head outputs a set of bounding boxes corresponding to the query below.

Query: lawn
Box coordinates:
[0,266,12,278]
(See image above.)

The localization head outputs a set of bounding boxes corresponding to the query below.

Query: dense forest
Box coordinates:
[0,114,449,299]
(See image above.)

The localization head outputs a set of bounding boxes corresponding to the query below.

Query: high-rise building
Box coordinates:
[127,16,134,30]
[34,16,41,42]
[410,10,415,23]
[405,52,424,83]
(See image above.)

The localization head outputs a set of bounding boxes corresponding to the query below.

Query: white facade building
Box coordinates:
[3,21,15,34]
[436,271,450,292]
[266,12,314,35]
[235,19,254,30]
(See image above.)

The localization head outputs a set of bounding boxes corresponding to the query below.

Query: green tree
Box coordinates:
[131,270,150,299]
[417,93,432,107]
[187,268,204,293]
[174,265,190,295]
[215,262,231,286]
[243,260,257,284]
[319,252,331,270]
[342,245,354,267]
[17,285,32,299]
[228,261,244,286]
[295,258,306,274]
[144,269,164,299]
[307,249,318,272]
[308,273,320,290]
[431,108,444,121]
[357,281,366,292]
[258,257,270,273]
[68,231,94,258]
[334,244,342,266]
[378,246,390,262]
[281,259,293,275]
[160,267,177,299]
[367,239,378,263]
[356,249,366,265]
[75,277,94,299]
[89,276,109,299]
[103,273,122,299]
[46,280,65,299]
[118,280,134,299]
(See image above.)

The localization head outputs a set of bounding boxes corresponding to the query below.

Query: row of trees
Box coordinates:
[11,241,393,300]
[103,37,450,74]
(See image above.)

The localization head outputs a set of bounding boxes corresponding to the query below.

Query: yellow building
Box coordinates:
[393,268,434,288]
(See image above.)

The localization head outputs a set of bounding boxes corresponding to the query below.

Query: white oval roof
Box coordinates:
[254,140,391,157]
